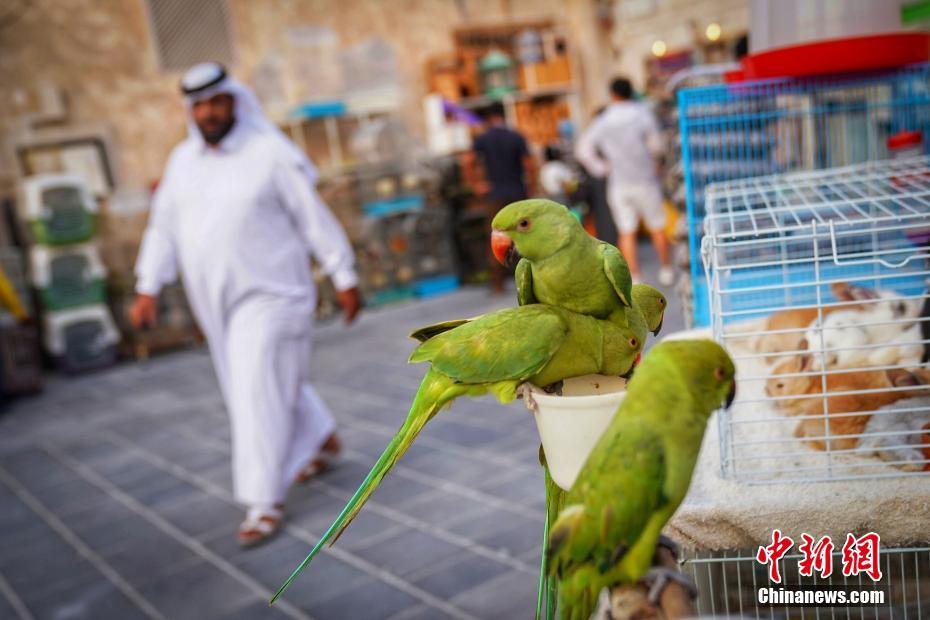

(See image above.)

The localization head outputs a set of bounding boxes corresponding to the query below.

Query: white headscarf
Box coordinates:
[180,62,317,182]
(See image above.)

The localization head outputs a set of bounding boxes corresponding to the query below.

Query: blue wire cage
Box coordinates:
[678,63,930,326]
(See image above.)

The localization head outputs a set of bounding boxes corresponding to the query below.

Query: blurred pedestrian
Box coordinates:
[130,63,361,547]
[473,102,536,293]
[539,144,577,205]
[575,77,673,286]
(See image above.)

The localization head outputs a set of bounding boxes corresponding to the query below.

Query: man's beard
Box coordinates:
[198,116,236,145]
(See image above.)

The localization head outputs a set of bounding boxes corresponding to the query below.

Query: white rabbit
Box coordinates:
[860,290,921,343]
[804,311,870,369]
[860,396,930,471]
[805,289,922,370]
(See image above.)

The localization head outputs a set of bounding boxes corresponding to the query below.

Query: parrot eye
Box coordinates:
[517,218,531,232]
[714,367,726,381]
[628,337,637,347]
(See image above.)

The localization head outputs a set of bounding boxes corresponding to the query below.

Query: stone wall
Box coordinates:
[0,0,597,192]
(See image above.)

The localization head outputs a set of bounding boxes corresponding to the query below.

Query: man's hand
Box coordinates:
[129,294,158,329]
[335,287,361,325]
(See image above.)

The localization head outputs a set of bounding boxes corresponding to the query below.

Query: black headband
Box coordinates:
[180,65,228,95]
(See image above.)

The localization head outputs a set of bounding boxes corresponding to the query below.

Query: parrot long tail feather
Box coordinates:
[536,503,549,620]
[271,369,456,604]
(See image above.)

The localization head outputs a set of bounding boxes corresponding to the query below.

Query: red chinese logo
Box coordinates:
[756,531,882,583]
[798,534,834,578]
[756,529,794,584]
[841,533,883,581]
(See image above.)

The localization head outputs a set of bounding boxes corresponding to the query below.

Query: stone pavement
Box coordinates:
[0,256,684,620]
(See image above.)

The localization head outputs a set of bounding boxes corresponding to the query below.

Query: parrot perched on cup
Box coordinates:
[491,199,634,324]
[271,304,645,603]
[546,340,736,620]
[535,282,667,619]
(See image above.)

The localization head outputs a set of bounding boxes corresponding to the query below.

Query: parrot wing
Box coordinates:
[409,305,567,383]
[548,421,667,576]
[599,243,633,308]
[409,318,474,343]
[515,258,538,306]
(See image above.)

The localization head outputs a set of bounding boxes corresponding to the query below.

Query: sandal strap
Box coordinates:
[243,506,283,528]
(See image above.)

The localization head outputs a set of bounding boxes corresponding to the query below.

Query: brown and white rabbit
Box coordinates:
[765,354,921,451]
[756,282,868,363]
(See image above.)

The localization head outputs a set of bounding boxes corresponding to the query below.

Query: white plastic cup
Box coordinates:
[521,375,627,491]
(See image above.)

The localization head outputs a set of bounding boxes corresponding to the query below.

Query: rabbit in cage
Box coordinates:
[803,289,922,370]
[755,282,867,363]
[765,354,923,451]
[860,396,930,471]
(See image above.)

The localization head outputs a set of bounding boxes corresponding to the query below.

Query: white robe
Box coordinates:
[135,119,357,506]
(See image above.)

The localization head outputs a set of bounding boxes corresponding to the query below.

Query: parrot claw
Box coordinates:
[657,534,680,560]
[642,567,698,605]
[542,380,564,395]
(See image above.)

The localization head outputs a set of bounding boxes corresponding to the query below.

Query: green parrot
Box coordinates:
[535,282,666,619]
[491,199,633,324]
[271,304,645,603]
[546,340,736,620]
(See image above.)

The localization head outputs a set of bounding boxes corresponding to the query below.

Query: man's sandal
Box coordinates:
[237,506,284,548]
[295,436,341,484]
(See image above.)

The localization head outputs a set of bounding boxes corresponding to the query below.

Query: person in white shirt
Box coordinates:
[575,77,674,286]
[129,63,361,547]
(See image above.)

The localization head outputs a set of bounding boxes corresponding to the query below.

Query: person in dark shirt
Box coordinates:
[473,102,536,292]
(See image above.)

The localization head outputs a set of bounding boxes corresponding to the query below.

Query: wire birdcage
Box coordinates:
[682,546,930,619]
[702,157,930,484]
[680,64,930,326]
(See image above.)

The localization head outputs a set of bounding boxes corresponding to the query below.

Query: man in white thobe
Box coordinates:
[130,63,361,547]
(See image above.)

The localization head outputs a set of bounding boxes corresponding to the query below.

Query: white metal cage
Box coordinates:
[682,546,930,619]
[702,157,930,483]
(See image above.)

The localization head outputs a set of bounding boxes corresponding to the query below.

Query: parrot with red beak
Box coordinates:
[491,199,634,325]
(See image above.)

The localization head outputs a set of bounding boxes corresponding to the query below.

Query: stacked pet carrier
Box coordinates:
[674,64,930,617]
[21,174,118,372]
[704,158,930,481]
[679,64,930,327]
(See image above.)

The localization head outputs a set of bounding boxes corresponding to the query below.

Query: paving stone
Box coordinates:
[0,523,74,570]
[25,579,150,620]
[404,451,509,487]
[0,447,70,484]
[410,554,512,600]
[450,570,538,619]
[153,493,242,538]
[0,587,18,620]
[477,471,545,505]
[22,475,112,517]
[353,529,461,578]
[138,560,256,620]
[420,419,503,448]
[446,505,539,545]
[99,529,198,586]
[61,437,125,466]
[2,546,90,594]
[221,598,295,620]
[368,473,433,506]
[225,534,373,607]
[306,577,420,620]
[386,603,458,620]
[392,490,492,528]
[70,509,160,555]
[474,518,545,558]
